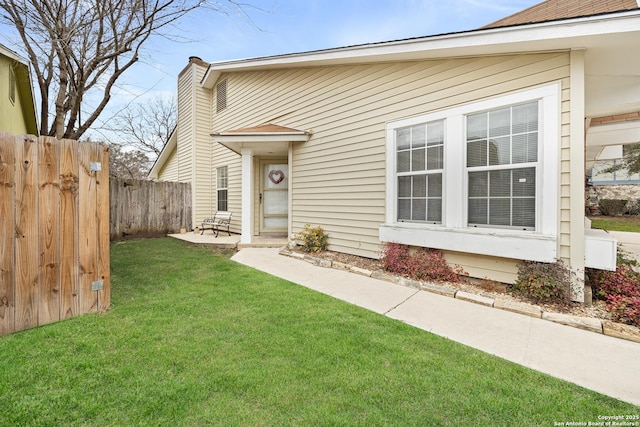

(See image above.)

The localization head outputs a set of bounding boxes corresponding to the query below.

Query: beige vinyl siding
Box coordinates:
[192,64,214,227]
[444,252,519,284]
[176,63,241,230]
[559,78,572,263]
[157,145,179,181]
[211,144,242,234]
[211,52,571,275]
[176,66,195,184]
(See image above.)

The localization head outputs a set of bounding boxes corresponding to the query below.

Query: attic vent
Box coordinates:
[216,79,227,113]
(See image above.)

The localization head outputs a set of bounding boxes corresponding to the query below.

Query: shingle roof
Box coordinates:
[483,0,639,29]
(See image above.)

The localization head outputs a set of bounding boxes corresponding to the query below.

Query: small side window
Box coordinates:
[217,166,228,211]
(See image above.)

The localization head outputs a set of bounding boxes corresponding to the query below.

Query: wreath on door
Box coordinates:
[268,169,285,184]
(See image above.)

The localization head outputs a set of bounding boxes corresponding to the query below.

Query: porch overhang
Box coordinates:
[211,124,309,245]
[212,124,311,156]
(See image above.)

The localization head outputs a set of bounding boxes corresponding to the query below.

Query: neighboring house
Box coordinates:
[585,111,640,213]
[149,0,640,302]
[588,112,640,185]
[0,44,38,135]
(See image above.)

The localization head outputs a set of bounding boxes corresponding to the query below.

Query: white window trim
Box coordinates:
[217,166,228,211]
[380,82,560,262]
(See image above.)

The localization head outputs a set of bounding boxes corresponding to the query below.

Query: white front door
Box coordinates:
[261,162,288,233]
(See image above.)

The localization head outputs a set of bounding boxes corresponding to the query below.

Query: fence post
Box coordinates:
[97,144,110,311]
[0,133,16,334]
[78,142,98,313]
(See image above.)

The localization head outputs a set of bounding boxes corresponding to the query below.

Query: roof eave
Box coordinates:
[212,132,310,143]
[16,63,39,135]
[201,9,640,89]
[148,127,177,180]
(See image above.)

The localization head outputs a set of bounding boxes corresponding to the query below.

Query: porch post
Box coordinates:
[569,49,586,302]
[241,148,253,244]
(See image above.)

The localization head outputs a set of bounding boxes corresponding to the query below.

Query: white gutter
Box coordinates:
[148,128,177,180]
[201,9,640,88]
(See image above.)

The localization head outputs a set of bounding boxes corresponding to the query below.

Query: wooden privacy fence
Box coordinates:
[0,133,110,335]
[110,178,191,240]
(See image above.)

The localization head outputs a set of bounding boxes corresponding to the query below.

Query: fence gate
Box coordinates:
[0,133,110,335]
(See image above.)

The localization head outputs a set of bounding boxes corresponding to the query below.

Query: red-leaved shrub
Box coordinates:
[380,242,463,283]
[588,265,640,327]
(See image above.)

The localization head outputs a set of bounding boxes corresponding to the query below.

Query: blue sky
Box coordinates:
[131,0,539,97]
[0,0,541,140]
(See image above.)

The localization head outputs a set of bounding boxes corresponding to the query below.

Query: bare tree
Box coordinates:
[0,0,257,140]
[107,95,176,157]
[108,143,151,179]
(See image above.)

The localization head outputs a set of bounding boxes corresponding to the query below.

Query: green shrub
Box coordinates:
[380,242,464,283]
[513,260,571,304]
[599,199,628,216]
[625,200,640,216]
[296,224,328,253]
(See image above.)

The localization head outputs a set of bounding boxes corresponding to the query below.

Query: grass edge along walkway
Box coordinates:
[0,238,637,426]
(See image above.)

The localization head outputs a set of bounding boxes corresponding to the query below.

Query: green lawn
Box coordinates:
[0,238,637,426]
[590,215,640,232]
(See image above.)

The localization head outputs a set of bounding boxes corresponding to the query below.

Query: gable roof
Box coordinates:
[483,0,639,29]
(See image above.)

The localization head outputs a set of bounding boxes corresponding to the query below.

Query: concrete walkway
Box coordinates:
[231,248,640,407]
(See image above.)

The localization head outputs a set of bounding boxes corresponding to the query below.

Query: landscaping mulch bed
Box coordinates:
[289,248,612,322]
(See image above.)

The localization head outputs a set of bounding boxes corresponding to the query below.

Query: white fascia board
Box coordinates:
[213,133,309,143]
[201,11,640,89]
[148,129,177,180]
[0,43,29,65]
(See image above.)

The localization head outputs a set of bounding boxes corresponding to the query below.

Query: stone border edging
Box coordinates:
[280,249,640,344]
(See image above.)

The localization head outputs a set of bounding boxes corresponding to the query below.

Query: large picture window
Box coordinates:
[217,166,228,211]
[396,120,444,223]
[382,83,560,263]
[466,101,539,230]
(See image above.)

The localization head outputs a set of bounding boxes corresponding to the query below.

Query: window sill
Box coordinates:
[379,223,557,263]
